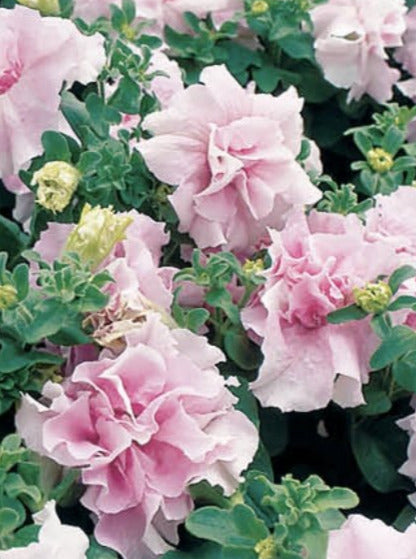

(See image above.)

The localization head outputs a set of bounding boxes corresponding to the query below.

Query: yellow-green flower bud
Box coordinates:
[353,281,392,314]
[0,284,18,310]
[366,148,394,173]
[121,23,137,41]
[32,161,81,214]
[251,0,269,15]
[18,0,60,15]
[254,536,277,559]
[65,203,133,270]
[243,258,265,276]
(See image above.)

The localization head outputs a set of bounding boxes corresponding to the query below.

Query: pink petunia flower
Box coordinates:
[138,64,321,255]
[365,186,416,258]
[327,514,416,559]
[0,500,89,559]
[310,0,407,103]
[16,314,259,559]
[242,209,402,412]
[0,5,105,178]
[398,408,416,506]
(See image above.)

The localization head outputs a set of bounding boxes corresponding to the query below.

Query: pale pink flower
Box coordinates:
[16,314,258,559]
[365,186,416,258]
[398,409,416,506]
[396,7,416,75]
[395,6,416,99]
[148,50,184,108]
[0,5,105,178]
[310,0,407,102]
[242,209,401,412]
[0,500,89,559]
[137,0,243,34]
[72,0,121,21]
[327,514,416,559]
[138,64,321,255]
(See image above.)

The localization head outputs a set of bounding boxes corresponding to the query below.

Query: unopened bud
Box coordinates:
[251,0,269,15]
[353,281,392,314]
[0,284,18,310]
[254,536,277,559]
[32,161,81,214]
[367,148,394,173]
[64,203,133,270]
[18,0,60,15]
[243,258,264,276]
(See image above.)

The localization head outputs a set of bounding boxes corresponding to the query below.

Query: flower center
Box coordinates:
[0,62,22,95]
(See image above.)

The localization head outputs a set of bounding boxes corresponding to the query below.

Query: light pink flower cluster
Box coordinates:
[139,64,321,255]
[0,501,89,559]
[365,186,416,259]
[0,5,105,178]
[16,314,258,559]
[327,514,416,559]
[310,0,407,103]
[395,7,416,100]
[242,209,402,412]
[398,408,416,506]
[72,0,242,30]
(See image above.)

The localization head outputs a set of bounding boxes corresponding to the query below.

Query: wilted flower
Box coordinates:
[64,204,133,269]
[32,161,81,213]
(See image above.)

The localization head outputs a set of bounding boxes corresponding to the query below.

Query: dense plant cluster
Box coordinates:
[1,0,416,557]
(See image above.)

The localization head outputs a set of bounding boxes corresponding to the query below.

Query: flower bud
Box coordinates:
[254,536,277,559]
[243,258,264,276]
[353,281,392,314]
[366,148,394,173]
[18,0,60,15]
[64,204,133,270]
[32,161,81,214]
[251,0,269,15]
[0,284,18,310]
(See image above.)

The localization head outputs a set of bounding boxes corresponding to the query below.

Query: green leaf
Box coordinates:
[0,336,63,374]
[313,487,359,510]
[186,308,210,333]
[353,131,373,155]
[392,352,416,392]
[394,504,416,531]
[388,265,416,294]
[87,537,119,559]
[370,326,416,370]
[0,217,29,265]
[326,304,367,324]
[22,299,69,344]
[382,127,405,156]
[41,131,71,162]
[185,505,268,548]
[357,385,392,416]
[351,417,412,493]
[224,328,263,370]
[277,33,315,61]
[163,542,223,559]
[387,295,416,311]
